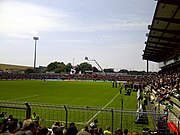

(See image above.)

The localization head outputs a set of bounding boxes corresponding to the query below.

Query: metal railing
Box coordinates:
[0,101,177,134]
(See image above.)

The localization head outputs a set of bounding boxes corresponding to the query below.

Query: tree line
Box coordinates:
[25,61,156,75]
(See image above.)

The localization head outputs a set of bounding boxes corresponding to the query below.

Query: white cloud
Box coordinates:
[64,16,148,33]
[48,39,93,44]
[0,0,149,40]
[0,1,71,38]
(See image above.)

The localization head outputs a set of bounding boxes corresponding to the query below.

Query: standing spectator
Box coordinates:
[8,121,18,134]
[94,128,100,135]
[82,126,89,133]
[123,129,128,135]
[31,112,39,122]
[98,128,105,135]
[90,119,98,130]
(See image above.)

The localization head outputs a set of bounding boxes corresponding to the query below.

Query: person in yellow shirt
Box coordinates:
[104,125,112,135]
[31,112,39,121]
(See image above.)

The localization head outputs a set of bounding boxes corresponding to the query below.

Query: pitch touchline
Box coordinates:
[9,95,39,101]
[86,92,120,125]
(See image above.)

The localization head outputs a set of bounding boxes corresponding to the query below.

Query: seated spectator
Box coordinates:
[124,129,128,135]
[7,115,14,122]
[52,122,64,129]
[77,130,91,135]
[51,126,57,135]
[66,122,78,135]
[8,121,18,134]
[103,125,112,135]
[15,119,36,135]
[36,126,48,135]
[98,128,105,135]
[89,128,94,135]
[114,128,123,135]
[127,131,139,135]
[0,122,2,133]
[54,127,63,135]
[81,126,89,133]
[94,128,99,135]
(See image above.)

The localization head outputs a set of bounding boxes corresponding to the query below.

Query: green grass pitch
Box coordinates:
[0,80,154,133]
[0,80,137,109]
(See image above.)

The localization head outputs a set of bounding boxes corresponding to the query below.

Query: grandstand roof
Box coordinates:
[142,0,180,62]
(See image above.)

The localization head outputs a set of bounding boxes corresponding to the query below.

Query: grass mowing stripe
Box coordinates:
[86,92,120,125]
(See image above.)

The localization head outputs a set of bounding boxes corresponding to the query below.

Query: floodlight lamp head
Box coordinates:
[85,56,88,60]
[33,37,39,40]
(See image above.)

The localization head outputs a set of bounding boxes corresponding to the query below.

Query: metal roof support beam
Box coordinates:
[154,17,180,24]
[146,46,170,52]
[145,49,162,53]
[150,28,180,35]
[147,41,179,48]
[143,51,161,54]
[142,0,180,63]
[158,0,180,5]
[143,56,162,62]
[149,35,180,42]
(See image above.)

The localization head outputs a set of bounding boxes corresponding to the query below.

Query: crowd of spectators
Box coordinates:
[0,72,152,84]
[148,72,180,104]
[144,72,180,135]
[0,113,140,135]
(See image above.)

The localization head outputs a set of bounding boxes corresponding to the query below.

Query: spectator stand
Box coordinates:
[145,84,180,135]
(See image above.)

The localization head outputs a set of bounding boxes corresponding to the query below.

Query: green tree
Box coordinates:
[66,63,73,73]
[74,65,80,73]
[118,69,129,74]
[128,70,138,75]
[79,62,92,73]
[47,62,58,71]
[55,67,65,73]
[56,62,66,73]
[47,61,66,73]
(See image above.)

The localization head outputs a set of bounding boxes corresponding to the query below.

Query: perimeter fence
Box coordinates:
[0,101,177,134]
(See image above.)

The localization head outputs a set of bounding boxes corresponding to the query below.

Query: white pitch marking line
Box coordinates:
[8,95,39,101]
[86,92,120,125]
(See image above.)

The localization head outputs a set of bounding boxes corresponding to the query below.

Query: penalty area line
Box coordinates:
[86,92,120,125]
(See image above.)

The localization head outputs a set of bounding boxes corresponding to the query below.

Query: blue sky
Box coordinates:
[0,0,158,71]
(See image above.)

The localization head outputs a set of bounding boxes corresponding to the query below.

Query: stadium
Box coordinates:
[0,0,180,135]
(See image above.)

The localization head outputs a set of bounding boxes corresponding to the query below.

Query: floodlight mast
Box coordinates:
[33,37,39,73]
[85,56,104,73]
